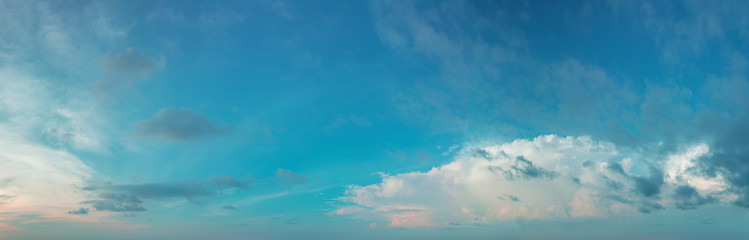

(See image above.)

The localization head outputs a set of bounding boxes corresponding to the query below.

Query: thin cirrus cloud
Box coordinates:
[136,108,231,142]
[211,175,250,189]
[0,123,94,229]
[274,169,310,186]
[335,135,733,228]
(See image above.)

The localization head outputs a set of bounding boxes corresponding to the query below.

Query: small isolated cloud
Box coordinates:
[101,48,163,79]
[222,205,236,210]
[136,108,231,142]
[335,135,735,228]
[94,48,164,99]
[68,207,89,215]
[212,175,249,189]
[274,169,309,186]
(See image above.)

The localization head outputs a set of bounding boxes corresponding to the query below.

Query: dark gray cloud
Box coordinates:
[673,185,714,210]
[101,48,162,78]
[632,169,664,198]
[602,163,664,198]
[587,163,666,213]
[68,207,89,215]
[606,162,626,175]
[274,169,309,185]
[114,183,212,199]
[637,202,664,214]
[696,108,749,207]
[94,48,163,99]
[85,193,146,212]
[606,195,633,204]
[504,194,520,202]
[211,175,249,189]
[136,108,231,142]
[222,205,236,210]
[82,178,247,213]
[488,156,557,180]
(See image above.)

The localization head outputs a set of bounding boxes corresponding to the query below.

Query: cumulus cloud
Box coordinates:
[335,135,734,228]
[136,108,231,142]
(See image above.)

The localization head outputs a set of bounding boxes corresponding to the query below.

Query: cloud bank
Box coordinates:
[336,135,733,228]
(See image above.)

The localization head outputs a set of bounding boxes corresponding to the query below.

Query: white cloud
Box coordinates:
[0,123,95,229]
[0,68,115,231]
[663,144,733,200]
[336,135,733,228]
[0,68,108,152]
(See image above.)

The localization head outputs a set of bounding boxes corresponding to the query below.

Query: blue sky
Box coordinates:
[1,0,749,239]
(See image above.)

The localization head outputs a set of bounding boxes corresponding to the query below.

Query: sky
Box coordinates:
[1,0,749,239]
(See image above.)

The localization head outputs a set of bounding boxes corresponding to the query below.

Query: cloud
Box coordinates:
[82,182,214,212]
[136,108,231,142]
[86,193,146,212]
[0,68,109,152]
[81,176,251,213]
[274,169,309,186]
[94,48,164,99]
[211,175,249,189]
[695,108,749,207]
[673,185,715,210]
[0,123,95,228]
[101,48,163,79]
[222,205,236,210]
[0,1,127,230]
[335,135,736,228]
[68,207,89,215]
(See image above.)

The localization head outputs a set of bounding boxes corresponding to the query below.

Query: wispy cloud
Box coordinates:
[0,123,94,228]
[274,169,310,186]
[212,175,250,189]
